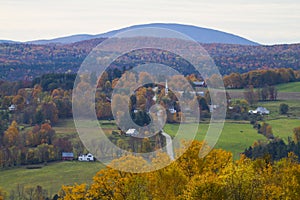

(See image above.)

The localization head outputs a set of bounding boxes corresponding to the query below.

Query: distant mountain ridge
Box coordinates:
[0,39,19,44]
[1,23,259,45]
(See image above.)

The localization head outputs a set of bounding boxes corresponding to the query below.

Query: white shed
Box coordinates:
[126,129,138,136]
[8,104,17,111]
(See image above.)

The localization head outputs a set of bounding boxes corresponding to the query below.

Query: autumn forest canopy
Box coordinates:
[0,37,300,199]
[0,38,300,81]
[61,141,300,200]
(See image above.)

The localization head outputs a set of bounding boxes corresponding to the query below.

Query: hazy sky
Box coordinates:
[0,0,299,44]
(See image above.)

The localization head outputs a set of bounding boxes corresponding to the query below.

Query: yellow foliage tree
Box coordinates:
[76,155,150,199]
[3,120,19,147]
[182,171,227,200]
[147,162,187,199]
[59,140,300,200]
[60,184,87,200]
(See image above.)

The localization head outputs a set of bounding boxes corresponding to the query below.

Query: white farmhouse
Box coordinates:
[78,153,94,161]
[249,107,270,115]
[8,104,17,111]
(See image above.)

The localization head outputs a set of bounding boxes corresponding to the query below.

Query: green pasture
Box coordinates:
[0,161,104,197]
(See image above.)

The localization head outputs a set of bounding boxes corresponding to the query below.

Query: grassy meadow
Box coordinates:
[267,118,300,142]
[276,82,300,92]
[0,161,104,196]
[164,122,266,160]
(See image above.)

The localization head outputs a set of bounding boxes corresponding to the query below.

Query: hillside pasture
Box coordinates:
[164,121,266,160]
[0,161,104,197]
[267,118,300,142]
[276,82,300,93]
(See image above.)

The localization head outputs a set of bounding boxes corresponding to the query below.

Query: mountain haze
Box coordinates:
[4,23,259,45]
[0,39,19,44]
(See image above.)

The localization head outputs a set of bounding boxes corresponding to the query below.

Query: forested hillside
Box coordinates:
[0,38,299,80]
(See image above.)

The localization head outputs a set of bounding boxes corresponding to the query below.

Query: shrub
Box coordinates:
[279,103,289,114]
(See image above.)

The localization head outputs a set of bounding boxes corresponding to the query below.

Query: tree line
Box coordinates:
[224,68,300,89]
[244,127,300,161]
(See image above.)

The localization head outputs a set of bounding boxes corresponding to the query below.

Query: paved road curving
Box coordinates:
[161,131,174,160]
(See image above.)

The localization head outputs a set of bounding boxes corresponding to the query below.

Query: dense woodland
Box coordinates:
[224,68,300,88]
[0,38,300,81]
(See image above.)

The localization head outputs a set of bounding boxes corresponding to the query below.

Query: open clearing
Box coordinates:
[267,118,300,142]
[164,122,266,160]
[0,161,104,196]
[276,82,300,92]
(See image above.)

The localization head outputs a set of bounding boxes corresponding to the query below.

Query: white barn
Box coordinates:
[126,129,138,136]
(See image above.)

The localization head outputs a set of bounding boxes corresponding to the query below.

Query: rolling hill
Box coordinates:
[0,24,299,81]
[2,23,259,45]
[0,39,18,44]
[0,39,299,81]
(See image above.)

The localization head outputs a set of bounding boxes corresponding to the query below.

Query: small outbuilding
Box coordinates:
[168,108,177,114]
[8,104,17,111]
[193,81,206,87]
[126,129,138,136]
[62,152,74,161]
